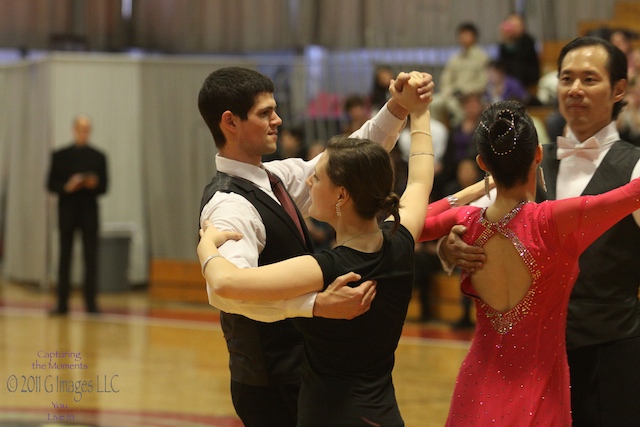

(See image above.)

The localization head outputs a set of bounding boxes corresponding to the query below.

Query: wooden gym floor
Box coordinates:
[0,280,473,427]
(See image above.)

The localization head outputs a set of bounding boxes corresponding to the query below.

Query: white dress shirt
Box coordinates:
[200,104,405,322]
[558,122,640,226]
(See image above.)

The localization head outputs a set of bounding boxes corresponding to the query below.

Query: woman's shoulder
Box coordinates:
[453,205,484,223]
[381,221,415,248]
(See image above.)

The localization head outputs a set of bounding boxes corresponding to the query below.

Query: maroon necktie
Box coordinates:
[267,171,306,240]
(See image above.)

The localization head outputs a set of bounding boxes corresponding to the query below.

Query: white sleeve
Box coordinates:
[435,237,456,276]
[350,103,406,151]
[207,291,317,323]
[200,191,316,321]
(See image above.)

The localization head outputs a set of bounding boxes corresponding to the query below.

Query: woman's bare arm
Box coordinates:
[198,222,325,300]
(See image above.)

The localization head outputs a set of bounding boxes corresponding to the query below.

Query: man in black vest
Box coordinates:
[439,37,640,426]
[197,67,432,426]
[47,115,108,315]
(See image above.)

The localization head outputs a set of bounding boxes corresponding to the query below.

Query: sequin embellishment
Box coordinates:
[475,202,540,335]
[483,287,536,334]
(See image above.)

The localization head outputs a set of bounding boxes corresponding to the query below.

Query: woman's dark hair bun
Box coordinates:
[474,100,538,188]
[488,109,517,156]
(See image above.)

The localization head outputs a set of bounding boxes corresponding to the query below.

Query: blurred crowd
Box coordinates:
[263,14,640,328]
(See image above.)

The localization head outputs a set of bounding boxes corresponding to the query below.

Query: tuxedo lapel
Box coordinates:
[582,141,633,196]
[540,143,560,201]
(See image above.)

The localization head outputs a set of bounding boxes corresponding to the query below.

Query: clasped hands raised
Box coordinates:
[389,71,434,115]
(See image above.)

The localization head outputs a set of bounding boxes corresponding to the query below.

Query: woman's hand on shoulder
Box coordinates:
[199,220,243,247]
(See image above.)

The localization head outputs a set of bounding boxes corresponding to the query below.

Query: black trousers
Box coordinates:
[230,380,299,427]
[56,202,99,311]
[568,336,640,427]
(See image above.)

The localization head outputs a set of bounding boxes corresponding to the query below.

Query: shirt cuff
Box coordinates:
[435,236,456,275]
[284,292,317,318]
[376,103,406,130]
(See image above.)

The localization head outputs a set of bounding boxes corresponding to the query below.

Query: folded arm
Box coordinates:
[201,245,325,301]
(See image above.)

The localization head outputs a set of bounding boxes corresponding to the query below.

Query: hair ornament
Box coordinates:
[488,109,517,156]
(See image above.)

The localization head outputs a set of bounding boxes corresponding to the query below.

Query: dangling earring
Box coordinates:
[484,172,491,200]
[335,203,341,217]
[537,166,547,193]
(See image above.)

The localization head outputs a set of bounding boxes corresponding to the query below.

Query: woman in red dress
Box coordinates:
[420,100,640,426]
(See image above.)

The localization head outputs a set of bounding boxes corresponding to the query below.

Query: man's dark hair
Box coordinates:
[343,94,366,113]
[198,67,275,147]
[457,22,479,39]
[557,36,628,120]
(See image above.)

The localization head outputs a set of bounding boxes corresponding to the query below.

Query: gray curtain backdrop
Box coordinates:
[139,57,234,260]
[0,0,625,53]
[0,60,51,287]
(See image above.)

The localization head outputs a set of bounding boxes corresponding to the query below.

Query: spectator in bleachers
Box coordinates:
[536,69,567,142]
[397,116,449,199]
[484,60,529,104]
[537,68,559,107]
[617,75,640,147]
[442,158,483,329]
[498,13,541,92]
[628,47,640,81]
[440,92,485,201]
[610,29,633,54]
[262,127,307,161]
[610,28,639,79]
[430,22,489,127]
[279,127,307,159]
[369,64,395,113]
[341,94,371,135]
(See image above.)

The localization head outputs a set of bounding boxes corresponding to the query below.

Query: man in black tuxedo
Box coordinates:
[47,115,108,315]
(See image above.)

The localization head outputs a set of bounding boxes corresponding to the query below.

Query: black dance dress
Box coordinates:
[294,221,414,427]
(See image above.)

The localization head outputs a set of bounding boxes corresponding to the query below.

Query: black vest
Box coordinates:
[199,171,313,386]
[540,141,640,350]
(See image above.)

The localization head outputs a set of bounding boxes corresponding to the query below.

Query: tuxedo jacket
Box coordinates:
[539,140,640,350]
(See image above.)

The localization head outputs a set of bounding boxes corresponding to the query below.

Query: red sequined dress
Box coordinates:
[420,178,640,426]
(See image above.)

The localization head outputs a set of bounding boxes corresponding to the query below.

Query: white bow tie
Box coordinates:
[556,136,601,161]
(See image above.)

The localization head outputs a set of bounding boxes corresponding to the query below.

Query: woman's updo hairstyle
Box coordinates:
[474,100,538,188]
[325,136,401,232]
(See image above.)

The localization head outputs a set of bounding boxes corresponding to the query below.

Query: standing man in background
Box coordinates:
[47,115,108,315]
